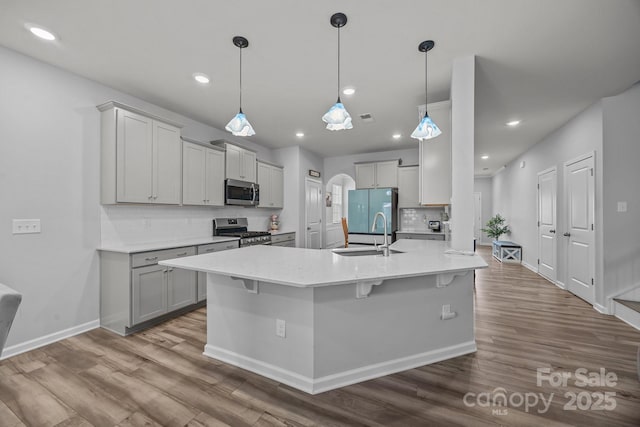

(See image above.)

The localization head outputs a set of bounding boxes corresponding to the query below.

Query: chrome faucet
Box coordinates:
[371,211,390,256]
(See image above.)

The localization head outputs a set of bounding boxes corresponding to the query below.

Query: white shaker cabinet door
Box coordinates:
[398,166,419,208]
[182,142,207,205]
[375,160,398,188]
[152,121,182,204]
[242,149,257,183]
[355,163,376,189]
[257,161,272,207]
[225,144,242,180]
[131,264,167,325]
[116,109,154,203]
[205,148,225,206]
[167,267,196,311]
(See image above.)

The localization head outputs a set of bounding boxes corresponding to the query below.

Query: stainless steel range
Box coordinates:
[213,217,271,247]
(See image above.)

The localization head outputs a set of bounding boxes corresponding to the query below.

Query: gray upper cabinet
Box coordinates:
[98,101,183,205]
[257,160,284,209]
[182,140,225,206]
[355,160,398,189]
[213,141,257,183]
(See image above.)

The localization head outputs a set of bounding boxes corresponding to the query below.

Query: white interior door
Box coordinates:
[564,154,595,304]
[537,167,557,282]
[305,178,322,249]
[473,192,482,242]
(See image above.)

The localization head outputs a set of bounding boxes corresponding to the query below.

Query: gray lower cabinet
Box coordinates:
[196,240,240,301]
[271,232,296,247]
[100,246,197,336]
[396,232,445,241]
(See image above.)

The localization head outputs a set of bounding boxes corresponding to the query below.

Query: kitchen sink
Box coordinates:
[332,248,404,257]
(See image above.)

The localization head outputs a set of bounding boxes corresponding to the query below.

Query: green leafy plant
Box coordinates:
[482,214,511,241]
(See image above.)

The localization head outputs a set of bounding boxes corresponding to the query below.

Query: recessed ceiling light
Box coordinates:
[342,87,356,96]
[296,132,304,138]
[481,155,489,160]
[392,134,402,139]
[506,120,521,127]
[27,25,56,41]
[193,73,210,84]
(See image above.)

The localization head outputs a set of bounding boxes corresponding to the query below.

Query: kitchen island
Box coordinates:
[160,239,487,394]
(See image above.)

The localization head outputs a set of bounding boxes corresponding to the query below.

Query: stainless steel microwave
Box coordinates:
[225,179,259,206]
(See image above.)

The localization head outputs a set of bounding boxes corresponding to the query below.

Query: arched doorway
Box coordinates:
[324,173,356,248]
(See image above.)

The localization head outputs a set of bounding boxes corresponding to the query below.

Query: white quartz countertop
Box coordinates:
[98,236,240,254]
[160,239,487,288]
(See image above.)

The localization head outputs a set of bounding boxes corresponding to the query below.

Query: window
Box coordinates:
[332,184,343,224]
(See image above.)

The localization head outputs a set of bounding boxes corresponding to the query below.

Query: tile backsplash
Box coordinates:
[400,207,446,232]
[100,205,277,247]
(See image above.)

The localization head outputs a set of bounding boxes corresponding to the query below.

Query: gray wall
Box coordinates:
[602,83,640,303]
[492,101,604,281]
[474,177,493,245]
[0,46,282,353]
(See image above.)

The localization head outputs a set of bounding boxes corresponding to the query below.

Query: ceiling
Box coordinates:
[1,0,639,175]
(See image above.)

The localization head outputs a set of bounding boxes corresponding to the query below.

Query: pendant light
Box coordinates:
[322,13,353,131]
[411,40,441,141]
[226,36,255,137]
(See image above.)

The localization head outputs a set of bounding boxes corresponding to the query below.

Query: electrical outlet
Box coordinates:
[617,201,627,213]
[441,304,456,320]
[12,219,41,234]
[276,319,286,338]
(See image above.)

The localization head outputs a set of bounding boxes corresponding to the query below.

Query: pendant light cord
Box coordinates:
[424,50,428,118]
[239,46,243,114]
[337,25,341,103]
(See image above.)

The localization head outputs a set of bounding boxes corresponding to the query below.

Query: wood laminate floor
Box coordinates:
[1,247,639,426]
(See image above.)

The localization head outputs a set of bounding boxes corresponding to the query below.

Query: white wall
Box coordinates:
[474,177,493,245]
[0,46,280,354]
[492,101,604,287]
[602,83,640,303]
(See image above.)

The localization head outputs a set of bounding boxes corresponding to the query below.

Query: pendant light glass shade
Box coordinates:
[227,36,255,137]
[411,115,441,141]
[322,98,353,130]
[411,40,440,142]
[225,111,255,136]
[324,13,352,131]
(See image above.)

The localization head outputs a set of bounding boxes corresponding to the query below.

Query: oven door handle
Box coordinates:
[251,183,256,204]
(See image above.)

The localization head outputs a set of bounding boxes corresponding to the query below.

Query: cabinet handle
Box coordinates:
[205,248,216,253]
[176,252,188,257]
[163,269,168,273]
[145,256,158,261]
[226,245,236,249]
[168,268,174,272]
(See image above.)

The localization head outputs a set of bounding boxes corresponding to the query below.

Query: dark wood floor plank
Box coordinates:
[27,363,133,426]
[0,372,76,427]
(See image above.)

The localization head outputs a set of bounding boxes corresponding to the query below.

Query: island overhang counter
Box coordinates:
[160,239,487,394]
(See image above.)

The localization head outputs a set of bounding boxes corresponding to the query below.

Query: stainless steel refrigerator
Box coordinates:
[347,188,398,244]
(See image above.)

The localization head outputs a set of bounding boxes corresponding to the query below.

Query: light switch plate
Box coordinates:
[13,219,41,234]
[617,201,627,212]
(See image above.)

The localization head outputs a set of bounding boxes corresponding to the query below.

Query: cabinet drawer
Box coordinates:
[132,246,196,268]
[197,241,239,254]
[271,233,295,244]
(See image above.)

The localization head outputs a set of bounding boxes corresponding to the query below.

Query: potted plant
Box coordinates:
[482,214,511,242]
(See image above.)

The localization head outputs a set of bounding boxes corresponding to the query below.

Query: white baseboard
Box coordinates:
[522,261,537,273]
[613,302,640,331]
[204,340,477,394]
[1,319,100,360]
[554,280,566,290]
[593,303,610,315]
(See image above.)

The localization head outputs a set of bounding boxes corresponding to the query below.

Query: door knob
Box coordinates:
[549,229,555,234]
[307,227,311,230]
[563,232,571,237]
